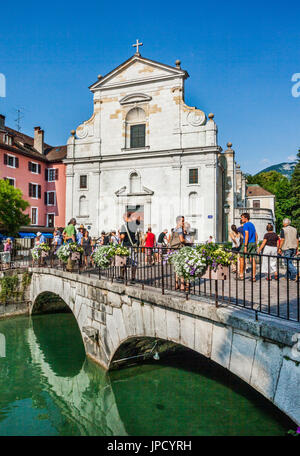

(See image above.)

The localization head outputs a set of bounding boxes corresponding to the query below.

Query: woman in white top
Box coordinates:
[229,224,241,273]
[230,225,241,253]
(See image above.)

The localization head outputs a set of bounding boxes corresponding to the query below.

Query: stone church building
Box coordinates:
[65,45,273,241]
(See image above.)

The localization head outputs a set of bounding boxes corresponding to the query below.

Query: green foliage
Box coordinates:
[246,171,293,231]
[21,272,32,300]
[0,179,30,235]
[290,149,300,232]
[0,272,32,304]
[0,274,19,303]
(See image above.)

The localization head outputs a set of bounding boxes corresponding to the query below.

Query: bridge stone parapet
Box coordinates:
[28,267,300,426]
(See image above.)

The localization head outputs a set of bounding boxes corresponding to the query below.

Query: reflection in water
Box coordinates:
[0,313,294,436]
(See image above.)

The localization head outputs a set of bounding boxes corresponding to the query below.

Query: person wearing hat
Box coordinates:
[35,232,46,246]
[76,224,85,246]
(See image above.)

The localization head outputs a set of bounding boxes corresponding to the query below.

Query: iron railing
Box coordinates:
[0,244,299,323]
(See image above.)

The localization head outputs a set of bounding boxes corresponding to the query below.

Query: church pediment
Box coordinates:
[115,185,154,197]
[89,55,188,91]
[119,93,152,105]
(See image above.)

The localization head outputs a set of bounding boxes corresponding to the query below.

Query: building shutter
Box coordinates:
[45,169,48,181]
[28,162,32,171]
[38,164,41,174]
[38,185,41,199]
[29,183,32,197]
[4,154,7,165]
[44,192,47,205]
[15,157,19,168]
[55,169,59,180]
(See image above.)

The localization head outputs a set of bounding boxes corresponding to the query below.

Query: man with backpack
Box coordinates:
[169,215,186,249]
[119,212,139,284]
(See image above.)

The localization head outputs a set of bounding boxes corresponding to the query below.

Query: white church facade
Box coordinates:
[65,45,273,241]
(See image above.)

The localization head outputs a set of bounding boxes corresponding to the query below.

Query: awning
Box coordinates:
[17,232,53,239]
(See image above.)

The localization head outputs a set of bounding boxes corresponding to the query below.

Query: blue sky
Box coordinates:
[0,0,299,174]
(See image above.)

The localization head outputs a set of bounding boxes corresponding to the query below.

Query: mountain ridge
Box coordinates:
[258,162,296,179]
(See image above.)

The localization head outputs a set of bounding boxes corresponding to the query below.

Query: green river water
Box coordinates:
[0,313,294,436]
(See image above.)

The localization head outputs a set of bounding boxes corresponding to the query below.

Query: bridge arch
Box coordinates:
[28,269,300,426]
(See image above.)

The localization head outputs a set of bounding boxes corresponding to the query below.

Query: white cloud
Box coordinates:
[260,158,270,164]
[287,155,296,161]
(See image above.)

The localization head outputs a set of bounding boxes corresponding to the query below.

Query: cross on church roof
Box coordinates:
[132,39,143,56]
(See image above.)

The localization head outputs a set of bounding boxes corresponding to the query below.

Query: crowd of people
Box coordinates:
[229,213,299,281]
[1,211,299,281]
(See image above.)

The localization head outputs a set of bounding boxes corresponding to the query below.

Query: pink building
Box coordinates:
[0,114,66,231]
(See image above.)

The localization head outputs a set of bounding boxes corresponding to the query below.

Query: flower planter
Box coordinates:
[41,251,49,258]
[114,255,127,267]
[202,265,229,280]
[71,252,81,261]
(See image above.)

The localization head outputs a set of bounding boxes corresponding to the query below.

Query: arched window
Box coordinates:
[189,192,198,215]
[126,108,146,149]
[79,195,88,216]
[130,172,140,193]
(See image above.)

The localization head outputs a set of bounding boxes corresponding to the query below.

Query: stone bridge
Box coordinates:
[28,267,300,426]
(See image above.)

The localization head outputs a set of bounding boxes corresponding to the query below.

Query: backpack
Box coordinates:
[170,231,183,249]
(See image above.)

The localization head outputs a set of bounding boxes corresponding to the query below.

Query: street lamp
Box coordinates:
[223,203,230,241]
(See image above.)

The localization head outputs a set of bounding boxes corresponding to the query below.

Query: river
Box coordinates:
[0,313,294,436]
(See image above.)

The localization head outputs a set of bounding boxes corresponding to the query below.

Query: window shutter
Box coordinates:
[38,164,41,174]
[4,154,7,165]
[15,157,19,168]
[29,183,32,197]
[45,169,48,181]
[44,192,47,205]
[38,185,41,199]
[28,162,32,171]
[55,169,59,180]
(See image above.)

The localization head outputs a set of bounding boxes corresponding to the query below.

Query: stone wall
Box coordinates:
[29,268,300,425]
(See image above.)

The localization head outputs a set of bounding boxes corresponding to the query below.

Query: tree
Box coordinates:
[290,148,300,232]
[0,179,30,235]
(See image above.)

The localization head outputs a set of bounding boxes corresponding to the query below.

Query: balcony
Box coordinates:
[235,207,274,220]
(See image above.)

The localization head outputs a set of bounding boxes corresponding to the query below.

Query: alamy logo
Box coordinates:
[0,333,5,357]
[291,333,300,360]
[0,74,6,98]
[291,73,300,98]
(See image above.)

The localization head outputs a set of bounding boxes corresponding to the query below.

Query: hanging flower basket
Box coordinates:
[114,255,127,267]
[167,247,207,281]
[31,243,50,261]
[202,265,229,280]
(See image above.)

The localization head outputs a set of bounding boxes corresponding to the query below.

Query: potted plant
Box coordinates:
[31,243,50,261]
[113,245,130,267]
[167,246,207,281]
[57,244,71,263]
[92,245,116,269]
[196,244,237,280]
[69,243,83,261]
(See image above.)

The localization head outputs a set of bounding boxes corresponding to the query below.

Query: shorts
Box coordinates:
[126,251,138,267]
[241,242,257,257]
